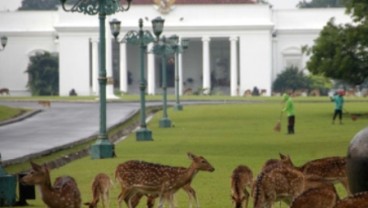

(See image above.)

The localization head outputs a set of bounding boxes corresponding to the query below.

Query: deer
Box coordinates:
[84,173,113,208]
[253,164,334,208]
[129,183,199,208]
[115,152,215,208]
[38,100,51,108]
[230,165,253,208]
[282,155,350,195]
[290,182,339,208]
[20,161,82,208]
[334,191,368,208]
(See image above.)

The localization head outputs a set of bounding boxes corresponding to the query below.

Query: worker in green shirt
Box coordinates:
[331,90,344,124]
[282,93,295,134]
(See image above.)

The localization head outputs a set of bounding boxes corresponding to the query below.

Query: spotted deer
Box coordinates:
[290,182,339,208]
[285,155,350,195]
[334,191,368,208]
[115,152,215,208]
[20,161,82,208]
[261,153,293,172]
[130,182,199,208]
[231,165,253,208]
[253,165,334,208]
[84,173,113,208]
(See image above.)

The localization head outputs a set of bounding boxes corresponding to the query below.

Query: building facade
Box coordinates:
[0,0,352,96]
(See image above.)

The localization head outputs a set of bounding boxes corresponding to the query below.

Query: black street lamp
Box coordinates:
[151,17,175,128]
[169,35,189,111]
[59,0,132,159]
[110,18,155,141]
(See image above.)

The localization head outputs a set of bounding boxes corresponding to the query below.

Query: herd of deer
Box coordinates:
[20,152,368,208]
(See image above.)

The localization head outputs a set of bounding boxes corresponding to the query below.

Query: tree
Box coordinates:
[18,0,79,10]
[272,66,311,93]
[25,52,59,96]
[297,0,346,8]
[304,1,368,86]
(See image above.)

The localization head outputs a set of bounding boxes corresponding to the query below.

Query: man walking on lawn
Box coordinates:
[282,93,295,134]
[331,90,344,124]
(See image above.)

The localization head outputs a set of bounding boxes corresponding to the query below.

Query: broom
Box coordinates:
[274,112,282,132]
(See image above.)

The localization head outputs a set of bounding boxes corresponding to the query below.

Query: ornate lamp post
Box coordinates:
[110,18,155,141]
[59,0,132,159]
[151,17,175,128]
[169,35,189,111]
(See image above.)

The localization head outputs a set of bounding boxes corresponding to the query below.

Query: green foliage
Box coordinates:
[18,0,79,10]
[345,0,368,23]
[305,18,368,85]
[25,52,59,96]
[272,66,311,93]
[297,0,346,8]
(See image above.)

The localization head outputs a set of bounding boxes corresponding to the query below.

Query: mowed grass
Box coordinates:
[16,101,368,208]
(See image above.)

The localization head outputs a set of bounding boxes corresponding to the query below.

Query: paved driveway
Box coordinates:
[0,101,140,165]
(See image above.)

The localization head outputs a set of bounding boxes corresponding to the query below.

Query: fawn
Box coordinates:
[253,165,333,208]
[285,155,350,194]
[115,152,215,208]
[129,179,199,208]
[334,191,368,208]
[84,173,113,208]
[231,165,253,208]
[0,88,9,95]
[290,182,339,208]
[20,161,82,208]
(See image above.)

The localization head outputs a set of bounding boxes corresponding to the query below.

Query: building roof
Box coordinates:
[131,0,257,5]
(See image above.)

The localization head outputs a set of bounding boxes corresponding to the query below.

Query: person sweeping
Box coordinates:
[282,93,295,134]
[330,90,344,124]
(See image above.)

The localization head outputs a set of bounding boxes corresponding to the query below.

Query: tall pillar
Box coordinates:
[230,36,238,96]
[147,43,155,95]
[92,39,99,95]
[119,42,128,94]
[105,22,118,99]
[202,36,211,95]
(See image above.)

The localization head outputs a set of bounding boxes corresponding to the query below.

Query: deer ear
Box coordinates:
[30,161,42,171]
[187,152,196,160]
[279,153,286,159]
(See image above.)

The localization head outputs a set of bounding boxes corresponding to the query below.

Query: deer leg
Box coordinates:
[244,190,249,208]
[341,178,351,195]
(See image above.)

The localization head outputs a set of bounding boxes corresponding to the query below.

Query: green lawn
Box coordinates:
[0,105,26,121]
[9,100,368,208]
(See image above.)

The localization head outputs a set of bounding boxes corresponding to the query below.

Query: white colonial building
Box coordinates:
[0,0,352,96]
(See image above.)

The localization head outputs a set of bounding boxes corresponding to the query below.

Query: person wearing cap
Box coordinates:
[282,93,295,134]
[330,90,344,124]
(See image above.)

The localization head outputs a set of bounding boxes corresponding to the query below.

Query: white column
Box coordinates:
[92,39,99,95]
[178,52,183,95]
[202,36,211,95]
[230,36,238,96]
[147,43,156,95]
[119,42,128,94]
[105,22,118,99]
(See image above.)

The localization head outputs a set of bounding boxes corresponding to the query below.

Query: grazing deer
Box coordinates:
[253,165,333,208]
[285,155,350,195]
[20,161,81,208]
[290,182,339,208]
[0,88,9,95]
[84,173,113,208]
[115,152,215,208]
[334,191,368,208]
[231,165,253,208]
